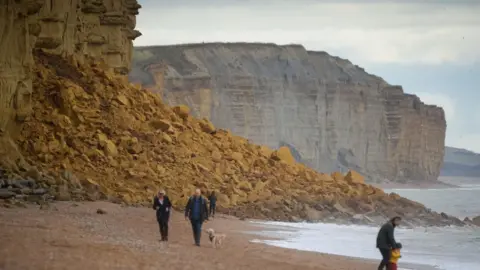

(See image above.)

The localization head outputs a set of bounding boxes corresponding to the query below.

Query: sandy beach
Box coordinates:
[0,201,381,270]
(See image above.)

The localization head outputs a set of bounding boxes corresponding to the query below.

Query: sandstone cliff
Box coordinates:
[0,0,141,135]
[441,147,480,177]
[129,43,446,182]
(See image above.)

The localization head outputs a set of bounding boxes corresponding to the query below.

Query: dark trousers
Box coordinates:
[378,248,391,270]
[210,203,216,217]
[157,216,169,241]
[190,219,203,245]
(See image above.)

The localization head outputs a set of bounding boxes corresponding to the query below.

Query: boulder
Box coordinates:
[217,193,230,207]
[173,105,190,119]
[230,152,243,162]
[211,151,222,162]
[237,181,252,192]
[161,133,173,144]
[258,146,273,158]
[331,172,344,181]
[345,170,365,184]
[270,146,295,165]
[304,204,323,221]
[199,119,216,133]
[103,140,118,156]
[150,119,172,132]
[0,190,15,199]
[472,216,480,226]
[116,94,130,106]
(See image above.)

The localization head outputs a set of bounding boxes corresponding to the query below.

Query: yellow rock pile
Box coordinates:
[10,51,429,222]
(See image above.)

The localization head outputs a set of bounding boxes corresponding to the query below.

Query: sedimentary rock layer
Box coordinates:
[129,43,446,182]
[0,0,141,134]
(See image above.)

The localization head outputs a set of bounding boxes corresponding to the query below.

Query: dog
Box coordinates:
[205,228,227,249]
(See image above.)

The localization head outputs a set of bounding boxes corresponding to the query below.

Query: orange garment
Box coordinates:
[389,248,401,264]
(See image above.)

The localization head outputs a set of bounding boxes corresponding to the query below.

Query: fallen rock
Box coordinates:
[472,216,480,226]
[26,167,41,181]
[173,105,190,119]
[199,119,216,133]
[304,205,323,221]
[150,119,172,132]
[345,170,365,184]
[331,172,344,181]
[270,146,295,165]
[0,190,16,199]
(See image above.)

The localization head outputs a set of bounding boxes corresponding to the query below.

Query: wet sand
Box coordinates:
[0,201,382,270]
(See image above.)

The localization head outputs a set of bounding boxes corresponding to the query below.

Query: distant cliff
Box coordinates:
[129,43,446,182]
[441,147,480,177]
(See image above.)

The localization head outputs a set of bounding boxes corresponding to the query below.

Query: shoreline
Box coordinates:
[374,181,459,190]
[0,201,442,270]
[0,201,412,270]
[248,221,442,270]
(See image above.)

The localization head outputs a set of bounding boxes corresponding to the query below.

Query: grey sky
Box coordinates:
[135,0,480,152]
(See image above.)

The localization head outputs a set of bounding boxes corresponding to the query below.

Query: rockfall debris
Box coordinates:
[0,50,466,227]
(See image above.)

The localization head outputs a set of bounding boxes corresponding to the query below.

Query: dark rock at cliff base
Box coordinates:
[472,216,480,226]
[0,190,16,199]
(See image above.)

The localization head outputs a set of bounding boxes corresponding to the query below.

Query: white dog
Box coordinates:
[205,228,227,249]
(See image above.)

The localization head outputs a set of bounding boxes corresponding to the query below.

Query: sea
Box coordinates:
[250,178,480,270]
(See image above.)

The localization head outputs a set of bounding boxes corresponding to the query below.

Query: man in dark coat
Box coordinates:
[376,216,401,270]
[185,188,209,246]
[152,189,172,241]
[208,191,217,218]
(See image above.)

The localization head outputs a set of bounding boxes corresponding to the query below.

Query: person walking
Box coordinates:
[153,189,172,241]
[208,191,217,218]
[185,188,209,246]
[376,216,401,270]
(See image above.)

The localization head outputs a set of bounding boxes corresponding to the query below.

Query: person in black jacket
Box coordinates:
[152,189,172,241]
[184,188,209,246]
[208,191,217,218]
[376,216,401,270]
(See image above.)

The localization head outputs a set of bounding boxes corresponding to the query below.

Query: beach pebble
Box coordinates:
[0,189,16,199]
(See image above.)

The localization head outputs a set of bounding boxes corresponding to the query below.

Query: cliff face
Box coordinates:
[441,147,480,177]
[0,0,141,134]
[129,43,446,182]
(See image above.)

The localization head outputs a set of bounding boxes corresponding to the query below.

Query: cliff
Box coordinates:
[129,43,446,182]
[441,147,480,177]
[0,0,141,136]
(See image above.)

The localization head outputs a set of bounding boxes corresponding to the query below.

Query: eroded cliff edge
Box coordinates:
[0,0,141,136]
[130,43,446,183]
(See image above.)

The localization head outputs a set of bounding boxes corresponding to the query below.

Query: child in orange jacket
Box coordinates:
[389,243,402,270]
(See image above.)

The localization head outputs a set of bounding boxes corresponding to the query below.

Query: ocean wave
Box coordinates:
[249,220,480,270]
[386,186,480,192]
[250,220,477,233]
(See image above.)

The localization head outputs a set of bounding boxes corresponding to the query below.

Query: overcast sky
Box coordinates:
[135,0,480,152]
